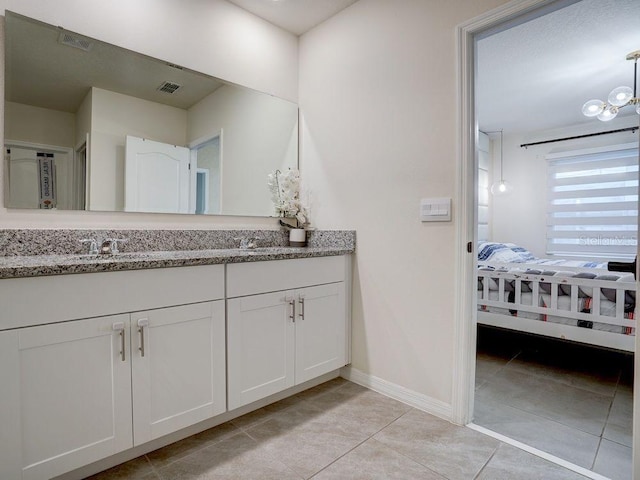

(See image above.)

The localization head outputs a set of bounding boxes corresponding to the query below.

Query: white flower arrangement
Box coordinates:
[267,169,309,229]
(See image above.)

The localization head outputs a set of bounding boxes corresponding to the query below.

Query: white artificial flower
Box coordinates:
[267,169,310,228]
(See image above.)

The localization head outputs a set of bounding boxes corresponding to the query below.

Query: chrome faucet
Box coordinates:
[235,236,260,250]
[80,238,99,255]
[99,238,128,254]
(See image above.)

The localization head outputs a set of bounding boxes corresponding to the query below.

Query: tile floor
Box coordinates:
[474,326,633,480]
[86,376,590,480]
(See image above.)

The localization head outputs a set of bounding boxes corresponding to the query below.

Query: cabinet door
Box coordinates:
[295,283,346,384]
[0,315,133,480]
[131,301,226,445]
[227,291,295,410]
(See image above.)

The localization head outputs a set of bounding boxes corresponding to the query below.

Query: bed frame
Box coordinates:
[477,263,636,352]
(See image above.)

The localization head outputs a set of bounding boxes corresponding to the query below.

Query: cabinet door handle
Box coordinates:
[298,296,305,320]
[138,318,149,357]
[285,295,295,322]
[112,322,126,362]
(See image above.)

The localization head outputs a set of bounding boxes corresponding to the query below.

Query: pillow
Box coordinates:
[538,270,558,294]
[553,271,577,295]
[478,267,498,291]
[574,272,602,298]
[618,276,636,305]
[477,242,537,263]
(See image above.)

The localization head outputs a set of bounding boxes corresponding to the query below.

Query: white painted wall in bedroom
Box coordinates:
[0,0,298,229]
[491,115,639,259]
[299,0,509,406]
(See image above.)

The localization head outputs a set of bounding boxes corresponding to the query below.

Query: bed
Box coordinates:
[477,242,636,352]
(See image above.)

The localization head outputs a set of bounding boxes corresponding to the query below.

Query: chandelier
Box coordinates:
[582,50,640,122]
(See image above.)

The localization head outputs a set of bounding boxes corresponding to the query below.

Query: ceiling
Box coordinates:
[6,13,225,113]
[226,0,359,35]
[477,0,640,134]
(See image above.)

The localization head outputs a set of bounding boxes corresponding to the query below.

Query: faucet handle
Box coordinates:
[104,238,128,254]
[80,238,98,255]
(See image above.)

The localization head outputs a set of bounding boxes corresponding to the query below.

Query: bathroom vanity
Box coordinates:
[0,229,354,480]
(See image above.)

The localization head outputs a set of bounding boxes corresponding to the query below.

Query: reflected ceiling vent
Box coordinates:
[157,81,182,94]
[58,32,93,52]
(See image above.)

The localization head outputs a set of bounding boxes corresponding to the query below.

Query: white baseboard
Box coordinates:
[340,366,452,421]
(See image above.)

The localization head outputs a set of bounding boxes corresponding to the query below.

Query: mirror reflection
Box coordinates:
[4,12,298,216]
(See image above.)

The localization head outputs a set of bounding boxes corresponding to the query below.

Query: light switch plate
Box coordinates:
[420,197,451,222]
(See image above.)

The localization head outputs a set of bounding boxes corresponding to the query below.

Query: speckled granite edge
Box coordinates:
[0,229,356,279]
[0,229,355,256]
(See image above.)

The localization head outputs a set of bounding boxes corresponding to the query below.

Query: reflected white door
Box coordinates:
[8,148,39,208]
[124,136,190,213]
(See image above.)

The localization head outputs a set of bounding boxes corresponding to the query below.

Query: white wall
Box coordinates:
[299,0,509,405]
[0,0,298,229]
[5,102,75,147]
[89,88,187,212]
[491,115,639,258]
[187,84,298,217]
[75,90,92,150]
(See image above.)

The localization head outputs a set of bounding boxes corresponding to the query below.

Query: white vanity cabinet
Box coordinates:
[131,301,226,445]
[0,314,134,480]
[0,265,226,480]
[227,256,349,410]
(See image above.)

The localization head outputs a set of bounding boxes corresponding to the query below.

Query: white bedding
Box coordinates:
[478,242,608,269]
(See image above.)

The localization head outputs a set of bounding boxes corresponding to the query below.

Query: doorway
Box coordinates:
[455,1,639,479]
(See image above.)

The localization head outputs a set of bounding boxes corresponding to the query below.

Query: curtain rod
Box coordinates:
[519,126,638,149]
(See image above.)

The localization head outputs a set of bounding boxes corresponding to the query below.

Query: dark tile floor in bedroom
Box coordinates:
[474,325,633,480]
[85,376,591,480]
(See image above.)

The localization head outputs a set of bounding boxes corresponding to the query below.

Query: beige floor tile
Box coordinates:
[302,381,412,436]
[294,376,349,401]
[84,456,158,480]
[603,389,633,448]
[475,351,515,385]
[374,409,499,480]
[146,421,240,469]
[311,438,445,479]
[477,368,612,436]
[245,401,371,478]
[156,432,302,480]
[230,394,303,430]
[504,353,621,397]
[593,439,632,480]
[473,399,600,469]
[476,444,588,480]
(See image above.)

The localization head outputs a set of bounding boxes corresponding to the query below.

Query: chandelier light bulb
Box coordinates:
[608,86,634,107]
[490,180,513,196]
[582,99,605,117]
[636,103,640,115]
[597,106,619,122]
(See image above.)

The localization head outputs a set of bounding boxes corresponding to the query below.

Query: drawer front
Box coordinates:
[0,265,225,330]
[227,255,346,298]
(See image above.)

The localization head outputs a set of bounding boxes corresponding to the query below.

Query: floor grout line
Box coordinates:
[305,404,415,479]
[468,423,610,480]
[471,443,500,480]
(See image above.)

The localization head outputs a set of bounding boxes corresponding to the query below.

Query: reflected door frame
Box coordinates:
[5,139,74,210]
[189,130,223,215]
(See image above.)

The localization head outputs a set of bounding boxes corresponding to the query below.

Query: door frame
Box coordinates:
[453,0,638,476]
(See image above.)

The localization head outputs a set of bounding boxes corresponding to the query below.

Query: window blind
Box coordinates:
[547,144,639,259]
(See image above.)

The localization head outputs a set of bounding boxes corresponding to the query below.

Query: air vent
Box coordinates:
[157,81,182,94]
[58,32,93,52]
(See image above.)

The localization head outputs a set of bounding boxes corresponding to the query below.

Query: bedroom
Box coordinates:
[473,0,639,478]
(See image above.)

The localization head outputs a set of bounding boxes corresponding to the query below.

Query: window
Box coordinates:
[477,132,491,241]
[546,143,639,259]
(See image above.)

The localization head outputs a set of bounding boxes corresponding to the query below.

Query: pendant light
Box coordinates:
[582,50,640,122]
[490,130,512,196]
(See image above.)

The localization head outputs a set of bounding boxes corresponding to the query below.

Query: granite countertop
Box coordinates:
[0,228,356,279]
[0,246,354,279]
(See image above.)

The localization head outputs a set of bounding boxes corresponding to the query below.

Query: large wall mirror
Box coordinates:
[4,11,298,216]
